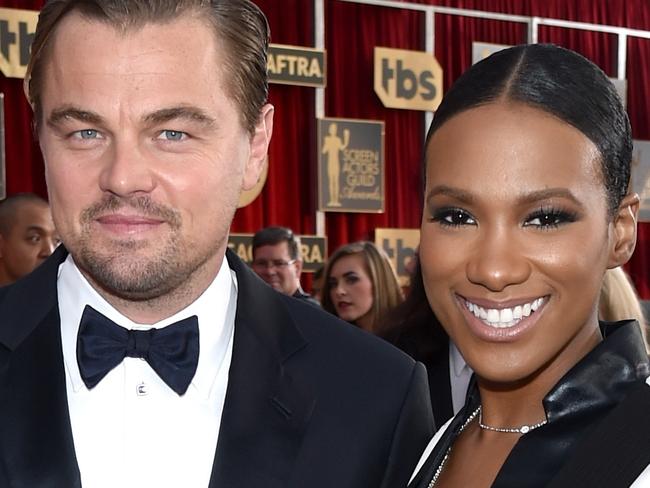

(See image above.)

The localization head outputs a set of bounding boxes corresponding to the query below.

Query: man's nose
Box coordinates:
[39,237,58,257]
[98,140,156,197]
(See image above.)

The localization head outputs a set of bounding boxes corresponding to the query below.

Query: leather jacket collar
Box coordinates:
[411,320,650,488]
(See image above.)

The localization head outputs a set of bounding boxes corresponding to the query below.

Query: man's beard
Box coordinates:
[73,194,208,301]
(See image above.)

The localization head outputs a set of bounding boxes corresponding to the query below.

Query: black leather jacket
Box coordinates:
[409,321,650,487]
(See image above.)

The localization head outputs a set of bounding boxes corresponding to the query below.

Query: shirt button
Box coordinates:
[136,382,148,396]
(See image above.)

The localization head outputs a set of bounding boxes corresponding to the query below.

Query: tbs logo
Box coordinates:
[0,8,38,79]
[374,47,443,111]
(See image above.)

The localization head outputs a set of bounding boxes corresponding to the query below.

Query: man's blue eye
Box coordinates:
[77,129,98,139]
[160,130,186,141]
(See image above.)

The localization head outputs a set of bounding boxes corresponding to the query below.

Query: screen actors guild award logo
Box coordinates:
[318,118,384,213]
[321,122,350,207]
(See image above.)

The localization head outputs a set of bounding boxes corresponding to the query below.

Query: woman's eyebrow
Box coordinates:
[516,188,584,208]
[425,185,475,205]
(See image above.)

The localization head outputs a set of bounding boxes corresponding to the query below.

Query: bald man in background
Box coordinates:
[0,193,58,285]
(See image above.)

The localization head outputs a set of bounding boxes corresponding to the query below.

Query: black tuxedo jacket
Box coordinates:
[0,247,434,487]
[424,338,454,427]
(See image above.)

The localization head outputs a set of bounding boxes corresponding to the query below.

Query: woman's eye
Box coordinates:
[430,207,476,227]
[73,129,99,139]
[524,208,576,229]
[157,130,187,141]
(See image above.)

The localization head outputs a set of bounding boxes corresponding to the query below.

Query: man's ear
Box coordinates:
[608,192,640,268]
[243,103,274,191]
[294,258,303,276]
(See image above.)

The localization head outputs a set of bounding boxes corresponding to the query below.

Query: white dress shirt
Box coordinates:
[448,341,473,415]
[58,255,236,488]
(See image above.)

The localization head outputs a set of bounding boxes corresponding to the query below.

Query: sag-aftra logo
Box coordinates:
[374,46,443,111]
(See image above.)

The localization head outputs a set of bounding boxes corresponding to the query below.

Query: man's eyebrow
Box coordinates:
[143,106,217,128]
[47,106,104,127]
[24,225,46,233]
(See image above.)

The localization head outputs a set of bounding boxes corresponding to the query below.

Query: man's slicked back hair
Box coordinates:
[25,0,270,134]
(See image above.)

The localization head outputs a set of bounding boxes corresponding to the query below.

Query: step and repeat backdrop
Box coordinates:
[0,0,649,294]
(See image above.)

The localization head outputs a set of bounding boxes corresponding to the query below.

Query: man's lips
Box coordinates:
[95,214,165,233]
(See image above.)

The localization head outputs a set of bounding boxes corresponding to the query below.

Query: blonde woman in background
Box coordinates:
[600,266,649,351]
[321,241,403,334]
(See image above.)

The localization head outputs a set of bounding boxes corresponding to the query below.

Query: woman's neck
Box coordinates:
[477,324,602,428]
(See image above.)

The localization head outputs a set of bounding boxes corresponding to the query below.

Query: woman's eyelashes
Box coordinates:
[428,205,578,230]
[429,207,477,228]
[523,206,578,230]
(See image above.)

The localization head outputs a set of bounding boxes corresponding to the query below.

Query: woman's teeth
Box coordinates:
[465,298,544,328]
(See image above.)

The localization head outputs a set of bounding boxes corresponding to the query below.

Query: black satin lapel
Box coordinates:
[209,251,314,487]
[0,306,80,488]
[208,319,314,487]
[0,245,68,350]
[428,339,454,426]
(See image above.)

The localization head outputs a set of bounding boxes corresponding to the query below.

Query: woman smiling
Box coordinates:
[408,44,650,488]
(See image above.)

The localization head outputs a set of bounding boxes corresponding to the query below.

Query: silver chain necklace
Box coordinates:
[427,406,548,487]
[478,407,548,434]
[427,406,481,488]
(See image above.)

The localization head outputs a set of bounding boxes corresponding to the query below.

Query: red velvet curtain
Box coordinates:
[0,0,46,196]
[323,1,425,245]
[231,0,317,235]
[1,0,649,297]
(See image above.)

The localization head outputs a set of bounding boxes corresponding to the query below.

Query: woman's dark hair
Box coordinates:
[381,258,447,361]
[425,44,632,217]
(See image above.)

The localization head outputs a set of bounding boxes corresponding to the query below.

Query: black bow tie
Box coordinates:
[76,305,200,395]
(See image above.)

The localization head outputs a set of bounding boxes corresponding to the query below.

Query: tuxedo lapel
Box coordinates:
[427,338,454,426]
[0,247,81,487]
[209,251,315,487]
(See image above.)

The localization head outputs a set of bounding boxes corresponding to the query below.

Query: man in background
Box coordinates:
[0,193,58,285]
[252,226,320,306]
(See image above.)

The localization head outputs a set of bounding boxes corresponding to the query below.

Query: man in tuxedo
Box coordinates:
[251,226,320,306]
[0,1,433,487]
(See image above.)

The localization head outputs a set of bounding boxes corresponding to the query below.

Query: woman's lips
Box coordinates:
[456,294,548,341]
[337,301,352,311]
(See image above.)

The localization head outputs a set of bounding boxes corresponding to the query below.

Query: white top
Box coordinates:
[448,341,473,415]
[58,254,237,488]
[410,377,650,486]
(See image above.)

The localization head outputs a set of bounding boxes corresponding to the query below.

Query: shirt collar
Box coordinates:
[449,340,469,377]
[58,254,237,399]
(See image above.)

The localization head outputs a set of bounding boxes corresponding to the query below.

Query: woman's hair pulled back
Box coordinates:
[425,44,632,216]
